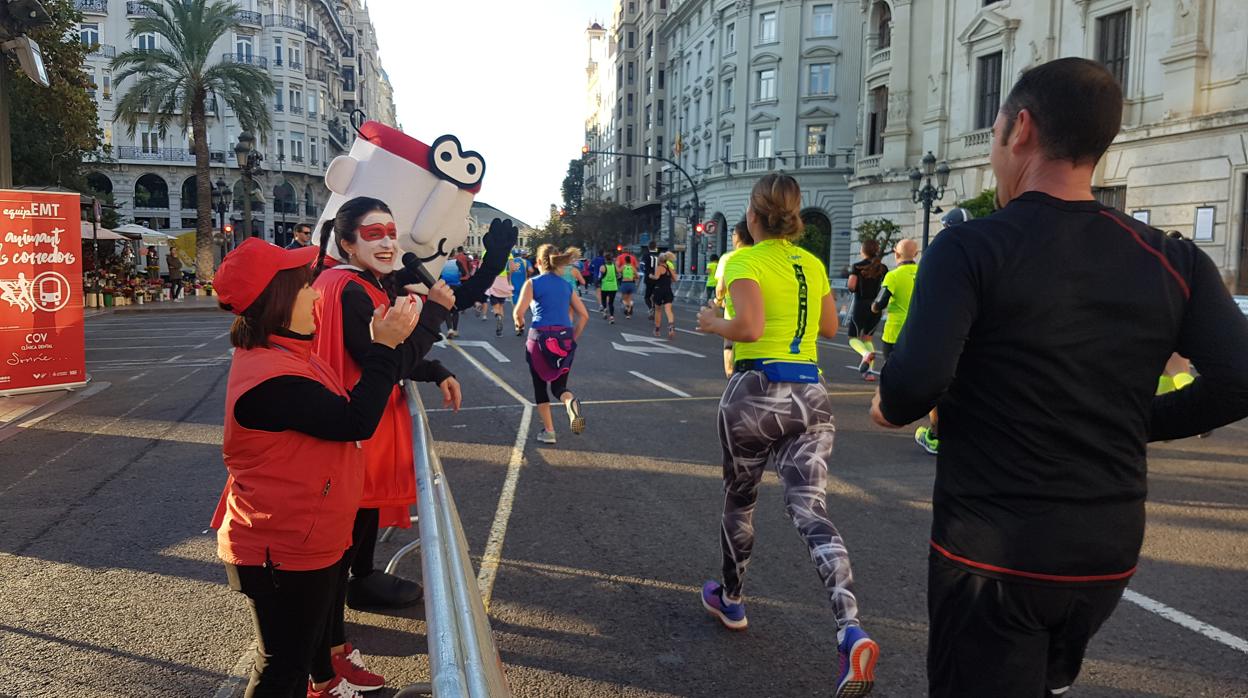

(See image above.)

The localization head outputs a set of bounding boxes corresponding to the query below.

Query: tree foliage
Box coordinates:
[560,158,584,215]
[957,188,997,220]
[111,0,275,280]
[5,0,103,190]
[569,199,634,254]
[855,217,903,252]
[797,223,829,261]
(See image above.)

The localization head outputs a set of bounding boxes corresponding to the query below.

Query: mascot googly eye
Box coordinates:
[429,135,486,189]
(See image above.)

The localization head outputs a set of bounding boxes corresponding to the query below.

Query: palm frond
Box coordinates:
[203,62,275,134]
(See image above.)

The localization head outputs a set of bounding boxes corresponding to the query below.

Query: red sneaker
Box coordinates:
[331,643,385,692]
[307,675,363,698]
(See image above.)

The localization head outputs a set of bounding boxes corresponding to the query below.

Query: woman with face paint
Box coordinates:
[311,196,462,692]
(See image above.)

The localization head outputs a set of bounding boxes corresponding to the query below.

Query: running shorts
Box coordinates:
[620,281,637,295]
[653,288,675,305]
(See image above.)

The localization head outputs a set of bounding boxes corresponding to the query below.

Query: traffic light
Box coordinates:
[616,244,623,252]
[694,222,705,234]
[223,224,234,235]
[581,145,590,156]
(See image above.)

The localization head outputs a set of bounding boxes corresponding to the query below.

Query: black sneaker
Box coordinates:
[347,571,423,609]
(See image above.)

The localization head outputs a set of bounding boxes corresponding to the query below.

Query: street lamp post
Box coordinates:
[234,132,264,244]
[274,154,287,245]
[910,151,951,250]
[212,177,229,257]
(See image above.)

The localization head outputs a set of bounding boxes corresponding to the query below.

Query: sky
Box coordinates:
[369,0,614,228]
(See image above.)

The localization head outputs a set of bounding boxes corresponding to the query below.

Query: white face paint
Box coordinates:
[343,211,398,278]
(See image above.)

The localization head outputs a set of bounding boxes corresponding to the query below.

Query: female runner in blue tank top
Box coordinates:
[513,245,590,444]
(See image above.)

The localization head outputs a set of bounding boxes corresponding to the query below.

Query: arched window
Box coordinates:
[273,181,297,214]
[134,173,169,209]
[86,172,112,196]
[873,1,892,49]
[800,208,833,263]
[304,185,316,216]
[181,176,198,210]
[232,179,265,213]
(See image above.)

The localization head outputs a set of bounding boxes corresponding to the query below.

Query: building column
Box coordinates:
[1159,0,1209,119]
[880,0,913,171]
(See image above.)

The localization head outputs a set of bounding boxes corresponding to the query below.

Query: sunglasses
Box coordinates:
[358,222,398,242]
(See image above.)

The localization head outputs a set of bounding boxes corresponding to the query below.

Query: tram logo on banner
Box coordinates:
[0,190,87,395]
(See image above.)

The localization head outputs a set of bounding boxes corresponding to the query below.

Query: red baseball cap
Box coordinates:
[215,238,319,314]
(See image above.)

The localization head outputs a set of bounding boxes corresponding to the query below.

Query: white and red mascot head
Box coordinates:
[314,121,504,291]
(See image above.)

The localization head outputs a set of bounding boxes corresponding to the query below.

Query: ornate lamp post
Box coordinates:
[234,132,264,244]
[910,151,951,250]
[212,177,229,255]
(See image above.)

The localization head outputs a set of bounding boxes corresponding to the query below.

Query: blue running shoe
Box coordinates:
[836,625,879,697]
[700,580,748,630]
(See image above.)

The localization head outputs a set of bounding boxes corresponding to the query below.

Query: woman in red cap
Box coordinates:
[211,237,420,698]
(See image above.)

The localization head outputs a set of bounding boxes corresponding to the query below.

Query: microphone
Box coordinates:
[398,252,437,289]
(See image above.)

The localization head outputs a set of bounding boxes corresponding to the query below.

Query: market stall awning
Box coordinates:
[80,221,130,241]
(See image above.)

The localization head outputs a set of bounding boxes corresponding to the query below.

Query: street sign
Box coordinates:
[611,332,705,358]
[705,220,717,234]
[0,189,87,395]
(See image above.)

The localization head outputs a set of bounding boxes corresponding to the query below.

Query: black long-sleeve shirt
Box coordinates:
[340,269,453,385]
[234,331,402,440]
[880,191,1248,581]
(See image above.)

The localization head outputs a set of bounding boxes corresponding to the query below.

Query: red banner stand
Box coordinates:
[0,190,88,396]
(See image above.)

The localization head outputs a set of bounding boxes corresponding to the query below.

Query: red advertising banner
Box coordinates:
[0,190,87,395]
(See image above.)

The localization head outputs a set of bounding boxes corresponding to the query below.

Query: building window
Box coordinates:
[756,68,776,101]
[693,97,701,125]
[657,135,664,154]
[722,133,732,161]
[1092,186,1126,211]
[875,2,891,49]
[235,37,253,59]
[1096,10,1130,88]
[292,133,304,161]
[277,138,284,158]
[627,92,634,115]
[136,32,157,51]
[975,52,1002,130]
[628,31,635,49]
[807,63,832,96]
[647,68,653,94]
[722,77,734,108]
[80,23,99,46]
[658,69,665,89]
[812,4,834,37]
[658,99,665,125]
[806,124,827,155]
[758,11,777,44]
[867,86,887,155]
[755,129,773,157]
[273,37,282,65]
[627,62,635,84]
[141,131,159,153]
[725,22,735,53]
[645,104,652,130]
[102,69,111,99]
[626,125,634,147]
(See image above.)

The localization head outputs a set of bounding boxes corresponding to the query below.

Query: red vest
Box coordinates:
[313,267,415,527]
[211,334,363,571]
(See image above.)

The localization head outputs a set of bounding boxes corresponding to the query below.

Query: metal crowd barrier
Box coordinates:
[390,382,511,698]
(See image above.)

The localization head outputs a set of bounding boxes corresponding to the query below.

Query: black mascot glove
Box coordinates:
[454,218,518,310]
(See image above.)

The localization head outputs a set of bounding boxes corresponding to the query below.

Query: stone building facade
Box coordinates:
[661,0,862,274]
[76,0,397,246]
[849,0,1248,290]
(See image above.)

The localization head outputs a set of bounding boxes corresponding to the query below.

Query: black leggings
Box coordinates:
[226,558,340,697]
[527,352,569,405]
[322,507,382,655]
[601,290,616,316]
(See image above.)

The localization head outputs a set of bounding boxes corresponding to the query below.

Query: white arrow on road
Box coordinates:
[611,332,705,358]
[448,339,510,363]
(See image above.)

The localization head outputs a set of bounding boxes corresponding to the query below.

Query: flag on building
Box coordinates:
[673,133,684,156]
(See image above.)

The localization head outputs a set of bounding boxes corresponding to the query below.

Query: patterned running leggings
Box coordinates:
[717,370,860,627]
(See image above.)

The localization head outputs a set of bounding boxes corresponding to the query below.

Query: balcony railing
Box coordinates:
[88,44,116,58]
[234,9,262,27]
[308,69,328,83]
[223,52,268,68]
[306,25,320,41]
[76,0,108,14]
[210,151,227,163]
[264,14,307,32]
[745,157,772,171]
[963,128,992,148]
[126,1,156,17]
[800,154,830,168]
[290,105,303,114]
[117,146,196,163]
[291,154,304,163]
[869,47,891,67]
[289,60,303,70]
[856,154,882,171]
[274,103,284,112]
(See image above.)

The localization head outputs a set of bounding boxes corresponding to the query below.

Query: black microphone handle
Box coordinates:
[400,252,437,288]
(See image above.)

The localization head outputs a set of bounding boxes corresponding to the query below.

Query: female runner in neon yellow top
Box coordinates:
[695,173,879,696]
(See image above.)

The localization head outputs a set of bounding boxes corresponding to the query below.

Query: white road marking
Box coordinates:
[629,370,692,398]
[676,328,704,336]
[1122,589,1248,654]
[443,341,533,612]
[450,339,510,363]
[426,404,524,413]
[612,332,706,358]
[127,372,148,382]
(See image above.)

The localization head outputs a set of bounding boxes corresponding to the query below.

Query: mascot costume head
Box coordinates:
[314,120,516,296]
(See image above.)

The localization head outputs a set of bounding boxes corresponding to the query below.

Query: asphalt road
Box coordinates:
[0,297,1245,697]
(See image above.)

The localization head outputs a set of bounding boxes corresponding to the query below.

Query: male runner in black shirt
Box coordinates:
[641,240,660,319]
[872,57,1248,697]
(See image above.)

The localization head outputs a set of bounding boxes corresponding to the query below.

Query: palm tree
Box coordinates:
[112,0,274,281]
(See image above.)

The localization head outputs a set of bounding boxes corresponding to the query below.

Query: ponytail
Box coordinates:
[313,219,335,276]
